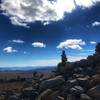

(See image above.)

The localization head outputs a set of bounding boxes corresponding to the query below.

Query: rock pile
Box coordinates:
[35,43,100,100]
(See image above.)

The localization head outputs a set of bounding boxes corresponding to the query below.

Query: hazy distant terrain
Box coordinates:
[0,66,55,72]
[0,67,55,100]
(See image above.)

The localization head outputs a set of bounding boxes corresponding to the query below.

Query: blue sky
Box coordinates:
[0,0,100,67]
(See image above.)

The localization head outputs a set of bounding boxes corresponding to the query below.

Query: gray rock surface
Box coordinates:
[39,75,65,91]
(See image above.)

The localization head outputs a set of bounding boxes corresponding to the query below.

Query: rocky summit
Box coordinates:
[36,43,100,100]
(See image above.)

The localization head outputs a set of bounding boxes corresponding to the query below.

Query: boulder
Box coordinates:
[89,74,100,87]
[77,76,90,89]
[61,83,71,98]
[96,67,100,74]
[61,79,79,97]
[67,79,79,87]
[86,67,95,75]
[38,89,53,100]
[70,86,85,95]
[21,87,38,99]
[50,90,60,100]
[39,76,65,92]
[73,67,83,74]
[87,85,100,100]
[67,94,76,100]
[80,94,92,100]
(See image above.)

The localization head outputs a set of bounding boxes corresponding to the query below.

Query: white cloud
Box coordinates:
[3,47,18,53]
[32,42,46,48]
[11,39,24,43]
[92,21,100,27]
[90,41,97,44]
[57,39,85,50]
[0,0,100,27]
[75,0,95,8]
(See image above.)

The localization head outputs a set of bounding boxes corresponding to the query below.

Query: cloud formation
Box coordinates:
[57,39,85,50]
[90,41,97,44]
[0,0,100,27]
[32,42,46,48]
[92,21,100,27]
[3,47,18,53]
[11,39,24,43]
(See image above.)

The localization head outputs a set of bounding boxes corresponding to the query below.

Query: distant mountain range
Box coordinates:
[0,66,56,72]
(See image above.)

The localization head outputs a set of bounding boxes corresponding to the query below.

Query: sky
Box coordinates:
[0,0,100,67]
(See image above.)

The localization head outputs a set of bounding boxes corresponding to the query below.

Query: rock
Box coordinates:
[67,79,79,87]
[67,94,76,100]
[61,79,79,98]
[73,74,84,78]
[74,67,83,74]
[61,83,71,99]
[50,91,60,100]
[80,94,92,100]
[86,67,94,75]
[21,87,38,99]
[38,89,53,100]
[57,62,72,75]
[77,76,90,89]
[70,86,85,95]
[87,85,100,100]
[89,74,100,87]
[39,76,65,92]
[96,67,100,74]
[57,96,64,100]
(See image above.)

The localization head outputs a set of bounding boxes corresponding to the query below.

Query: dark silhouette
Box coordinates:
[61,50,67,64]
